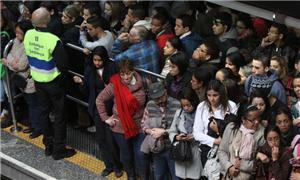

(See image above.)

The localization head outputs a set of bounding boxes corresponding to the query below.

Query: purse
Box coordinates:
[11,73,27,89]
[202,145,220,180]
[169,140,192,162]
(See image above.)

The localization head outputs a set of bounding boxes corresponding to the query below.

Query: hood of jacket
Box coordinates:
[219,27,238,42]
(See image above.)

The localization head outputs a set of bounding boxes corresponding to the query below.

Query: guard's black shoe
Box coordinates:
[52,148,76,160]
[101,168,113,177]
[29,131,42,139]
[23,128,33,134]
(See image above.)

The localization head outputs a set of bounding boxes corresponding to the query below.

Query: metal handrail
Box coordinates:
[134,67,165,79]
[66,43,166,79]
[66,43,86,53]
[3,39,22,133]
[68,70,84,78]
[64,43,166,110]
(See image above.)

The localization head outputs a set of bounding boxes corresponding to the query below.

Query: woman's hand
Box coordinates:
[271,146,279,161]
[83,48,91,55]
[105,116,118,127]
[214,137,221,145]
[175,133,187,141]
[209,119,219,134]
[256,152,270,163]
[73,76,83,84]
[293,117,300,126]
[2,58,8,66]
[80,20,87,31]
[228,165,240,177]
[151,128,166,139]
[185,134,194,141]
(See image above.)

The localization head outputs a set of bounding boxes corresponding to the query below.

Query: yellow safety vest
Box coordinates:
[24,29,61,82]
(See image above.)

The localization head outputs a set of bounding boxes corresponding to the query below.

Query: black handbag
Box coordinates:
[169,140,192,162]
[11,73,27,89]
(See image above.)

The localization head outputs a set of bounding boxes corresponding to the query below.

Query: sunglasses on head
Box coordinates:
[213,19,222,24]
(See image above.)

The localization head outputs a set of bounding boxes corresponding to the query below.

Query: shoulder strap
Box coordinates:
[175,108,184,133]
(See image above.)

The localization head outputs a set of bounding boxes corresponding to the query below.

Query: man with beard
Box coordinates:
[141,82,181,179]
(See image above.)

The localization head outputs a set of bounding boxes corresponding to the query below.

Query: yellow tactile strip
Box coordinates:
[2,125,126,180]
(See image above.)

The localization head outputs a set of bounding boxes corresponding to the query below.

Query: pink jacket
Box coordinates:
[96,72,146,134]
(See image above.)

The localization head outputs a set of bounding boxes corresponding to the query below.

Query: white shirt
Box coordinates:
[179,31,191,39]
[97,68,103,78]
[193,100,237,147]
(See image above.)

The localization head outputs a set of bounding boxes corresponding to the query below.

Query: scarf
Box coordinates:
[110,74,140,139]
[239,124,255,160]
[183,111,195,134]
[250,74,273,97]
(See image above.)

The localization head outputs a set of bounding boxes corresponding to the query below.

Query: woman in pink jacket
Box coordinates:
[96,59,149,180]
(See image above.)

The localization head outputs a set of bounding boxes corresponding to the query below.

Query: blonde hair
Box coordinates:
[63,4,80,19]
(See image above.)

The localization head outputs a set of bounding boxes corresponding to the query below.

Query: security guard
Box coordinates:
[24,7,76,160]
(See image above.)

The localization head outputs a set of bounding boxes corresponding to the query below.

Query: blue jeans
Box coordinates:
[152,150,178,180]
[113,132,150,176]
[23,93,41,132]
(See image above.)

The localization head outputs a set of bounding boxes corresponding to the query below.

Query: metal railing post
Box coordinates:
[3,39,22,133]
[64,43,166,109]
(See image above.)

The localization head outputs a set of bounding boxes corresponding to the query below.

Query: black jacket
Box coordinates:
[81,61,118,118]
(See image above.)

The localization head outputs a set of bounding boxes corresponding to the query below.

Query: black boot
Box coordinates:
[52,147,76,160]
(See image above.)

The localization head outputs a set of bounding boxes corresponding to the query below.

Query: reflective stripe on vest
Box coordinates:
[24,29,61,82]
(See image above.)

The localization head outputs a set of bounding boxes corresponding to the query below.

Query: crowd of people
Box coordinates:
[1,1,300,180]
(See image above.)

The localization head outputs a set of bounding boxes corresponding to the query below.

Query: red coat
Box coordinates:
[156,30,175,50]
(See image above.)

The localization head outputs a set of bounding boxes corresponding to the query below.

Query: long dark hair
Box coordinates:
[179,87,199,113]
[167,37,184,52]
[272,105,293,127]
[232,103,259,133]
[15,20,33,34]
[90,46,110,67]
[169,51,188,77]
[264,125,282,141]
[193,66,216,89]
[250,89,270,121]
[205,80,229,114]
[226,51,246,73]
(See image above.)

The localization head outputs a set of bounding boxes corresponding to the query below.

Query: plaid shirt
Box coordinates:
[112,39,160,74]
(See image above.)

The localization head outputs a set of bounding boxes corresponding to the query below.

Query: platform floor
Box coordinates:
[1,125,126,180]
